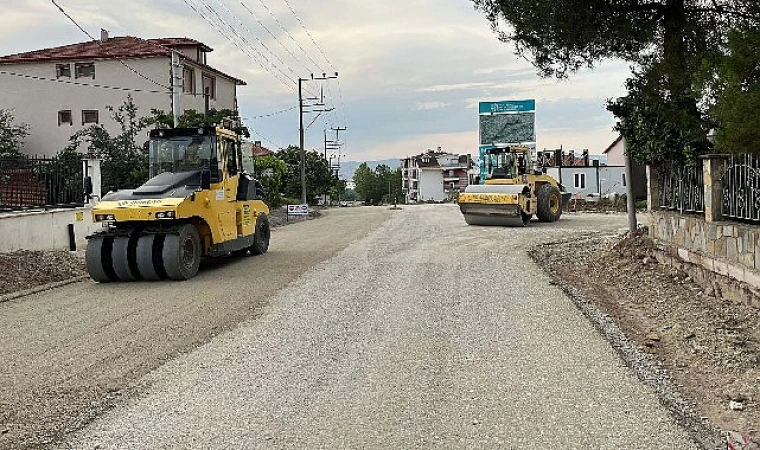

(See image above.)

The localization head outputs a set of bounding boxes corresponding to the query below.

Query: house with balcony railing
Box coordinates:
[401,148,474,203]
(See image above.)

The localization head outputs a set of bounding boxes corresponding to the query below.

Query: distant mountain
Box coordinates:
[338,159,402,181]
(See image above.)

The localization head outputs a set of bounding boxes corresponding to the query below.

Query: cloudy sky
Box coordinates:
[0,0,632,161]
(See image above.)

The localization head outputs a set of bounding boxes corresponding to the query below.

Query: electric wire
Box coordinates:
[50,0,171,90]
[279,0,348,136]
[212,0,317,97]
[238,0,315,73]
[0,70,168,93]
[181,0,297,92]
[243,105,297,120]
[251,0,323,71]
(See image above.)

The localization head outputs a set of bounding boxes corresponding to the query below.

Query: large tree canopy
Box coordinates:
[473,0,760,164]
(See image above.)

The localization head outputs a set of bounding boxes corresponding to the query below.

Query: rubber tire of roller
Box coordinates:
[536,184,562,222]
[111,236,138,281]
[136,234,163,281]
[162,224,201,280]
[250,214,270,255]
[85,236,116,283]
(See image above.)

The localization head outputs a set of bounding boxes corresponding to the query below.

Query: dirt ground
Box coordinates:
[532,230,759,446]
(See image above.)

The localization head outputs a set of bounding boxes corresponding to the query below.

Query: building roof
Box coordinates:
[602,135,624,154]
[0,36,245,85]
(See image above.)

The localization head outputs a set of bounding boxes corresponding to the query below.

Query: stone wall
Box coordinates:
[649,210,760,305]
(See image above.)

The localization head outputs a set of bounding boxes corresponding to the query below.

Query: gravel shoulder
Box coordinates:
[0,206,391,449]
[531,225,759,447]
[63,207,697,449]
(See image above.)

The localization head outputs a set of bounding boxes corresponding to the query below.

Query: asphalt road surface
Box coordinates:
[0,206,391,449]
[55,205,698,449]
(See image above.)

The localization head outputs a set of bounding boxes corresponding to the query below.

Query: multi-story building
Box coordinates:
[0,30,245,156]
[401,148,473,203]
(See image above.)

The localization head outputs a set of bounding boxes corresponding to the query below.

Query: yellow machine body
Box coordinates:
[457,146,569,226]
[86,124,271,282]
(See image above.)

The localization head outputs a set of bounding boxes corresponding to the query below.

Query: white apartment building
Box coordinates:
[401,149,473,203]
[0,31,245,156]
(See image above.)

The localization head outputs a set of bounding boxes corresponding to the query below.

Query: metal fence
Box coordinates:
[658,164,704,214]
[0,155,83,212]
[722,153,760,222]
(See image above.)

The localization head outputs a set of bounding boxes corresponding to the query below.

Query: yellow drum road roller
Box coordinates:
[457,146,570,226]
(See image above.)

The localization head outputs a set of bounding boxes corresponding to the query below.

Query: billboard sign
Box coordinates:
[478,99,536,146]
[478,100,536,183]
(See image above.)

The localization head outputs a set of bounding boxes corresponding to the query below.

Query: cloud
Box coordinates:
[415,101,449,111]
[0,0,633,162]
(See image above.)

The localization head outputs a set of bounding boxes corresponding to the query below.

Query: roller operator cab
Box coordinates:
[457,146,571,226]
[86,125,271,282]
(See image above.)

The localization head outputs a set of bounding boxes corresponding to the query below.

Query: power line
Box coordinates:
[235,0,319,95]
[212,0,317,97]
[243,105,297,120]
[50,0,171,90]
[181,0,297,92]
[278,0,347,130]
[0,70,168,93]
[244,123,287,151]
[280,0,335,70]
[251,0,323,71]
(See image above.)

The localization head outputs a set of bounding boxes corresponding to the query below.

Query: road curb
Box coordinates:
[0,275,89,303]
[528,237,722,450]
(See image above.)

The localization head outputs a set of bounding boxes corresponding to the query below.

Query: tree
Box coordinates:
[254,154,287,207]
[353,163,403,205]
[149,108,250,137]
[472,0,760,163]
[65,95,151,192]
[709,27,760,154]
[275,146,337,204]
[0,109,29,158]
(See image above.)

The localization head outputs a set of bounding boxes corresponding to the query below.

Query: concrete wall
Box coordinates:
[0,207,101,252]
[1,57,239,156]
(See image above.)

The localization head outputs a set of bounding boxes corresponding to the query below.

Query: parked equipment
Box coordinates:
[85,123,270,282]
[457,146,570,226]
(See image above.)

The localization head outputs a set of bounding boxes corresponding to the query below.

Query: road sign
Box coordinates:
[287,204,310,216]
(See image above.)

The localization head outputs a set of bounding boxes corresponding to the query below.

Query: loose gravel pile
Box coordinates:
[531,231,759,446]
[0,250,86,297]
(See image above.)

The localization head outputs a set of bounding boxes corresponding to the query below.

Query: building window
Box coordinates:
[58,110,72,126]
[182,67,195,93]
[75,62,95,79]
[82,110,99,125]
[622,173,627,187]
[56,64,71,78]
[574,173,586,189]
[448,169,454,177]
[202,73,216,99]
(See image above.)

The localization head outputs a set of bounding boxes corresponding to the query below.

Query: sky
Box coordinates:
[0,0,633,162]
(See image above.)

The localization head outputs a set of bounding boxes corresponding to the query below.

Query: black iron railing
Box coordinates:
[659,164,704,214]
[722,153,760,222]
[0,155,83,212]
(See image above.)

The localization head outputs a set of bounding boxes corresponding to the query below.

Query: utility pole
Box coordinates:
[298,72,338,205]
[171,51,182,128]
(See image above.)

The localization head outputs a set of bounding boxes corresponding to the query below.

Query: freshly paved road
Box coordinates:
[63,205,698,449]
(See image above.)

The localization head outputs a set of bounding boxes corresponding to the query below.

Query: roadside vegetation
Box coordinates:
[472,1,760,165]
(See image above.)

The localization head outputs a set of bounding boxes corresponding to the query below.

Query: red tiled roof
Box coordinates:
[0,36,245,85]
[0,36,207,63]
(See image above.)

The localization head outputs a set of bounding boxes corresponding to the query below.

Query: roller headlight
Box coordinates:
[156,211,176,219]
